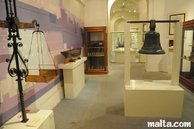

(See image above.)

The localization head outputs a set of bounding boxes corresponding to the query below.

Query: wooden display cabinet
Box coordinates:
[180,19,194,92]
[84,26,107,74]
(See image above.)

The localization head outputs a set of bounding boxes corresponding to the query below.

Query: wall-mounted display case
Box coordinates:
[180,19,194,92]
[84,26,107,74]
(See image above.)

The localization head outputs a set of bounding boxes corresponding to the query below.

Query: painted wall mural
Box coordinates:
[0,0,84,125]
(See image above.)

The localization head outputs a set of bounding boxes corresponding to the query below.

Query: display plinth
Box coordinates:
[58,57,87,99]
[124,80,184,117]
[1,110,55,129]
[114,49,137,63]
[124,22,184,118]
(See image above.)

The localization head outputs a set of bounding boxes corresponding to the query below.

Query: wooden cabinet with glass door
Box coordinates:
[180,19,194,92]
[84,26,107,74]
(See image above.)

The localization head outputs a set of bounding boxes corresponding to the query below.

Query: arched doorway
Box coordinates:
[108,0,147,63]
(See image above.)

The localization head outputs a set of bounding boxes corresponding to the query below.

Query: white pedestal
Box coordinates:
[58,57,87,99]
[124,23,184,118]
[115,51,124,63]
[1,110,55,129]
[124,80,184,118]
[114,50,136,63]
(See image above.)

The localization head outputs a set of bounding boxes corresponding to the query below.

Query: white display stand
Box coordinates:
[124,22,184,118]
[1,110,55,129]
[114,50,137,63]
[58,57,87,99]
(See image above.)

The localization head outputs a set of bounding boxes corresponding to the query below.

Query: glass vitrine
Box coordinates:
[111,32,124,50]
[111,30,140,52]
[110,30,140,63]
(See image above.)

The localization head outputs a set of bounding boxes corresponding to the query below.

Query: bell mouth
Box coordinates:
[138,28,165,55]
[138,49,165,54]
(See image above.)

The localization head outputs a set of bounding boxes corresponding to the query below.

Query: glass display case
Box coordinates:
[111,29,140,63]
[84,26,107,74]
[111,29,140,51]
[111,32,124,50]
[130,31,139,50]
[180,19,194,92]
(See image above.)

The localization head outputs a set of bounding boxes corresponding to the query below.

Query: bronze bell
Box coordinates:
[139,20,165,54]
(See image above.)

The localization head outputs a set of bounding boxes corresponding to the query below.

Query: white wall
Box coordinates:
[84,0,108,27]
[27,82,64,111]
[164,0,194,73]
[164,0,194,20]
[138,0,147,20]
[146,0,194,72]
[64,0,84,20]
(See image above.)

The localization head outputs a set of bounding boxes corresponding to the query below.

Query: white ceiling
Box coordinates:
[110,0,139,20]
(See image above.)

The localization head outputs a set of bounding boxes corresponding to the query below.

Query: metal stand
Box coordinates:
[0,0,36,122]
[7,34,29,122]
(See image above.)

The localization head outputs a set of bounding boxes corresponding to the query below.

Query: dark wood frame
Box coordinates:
[169,13,185,35]
[179,19,194,93]
[84,26,107,74]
